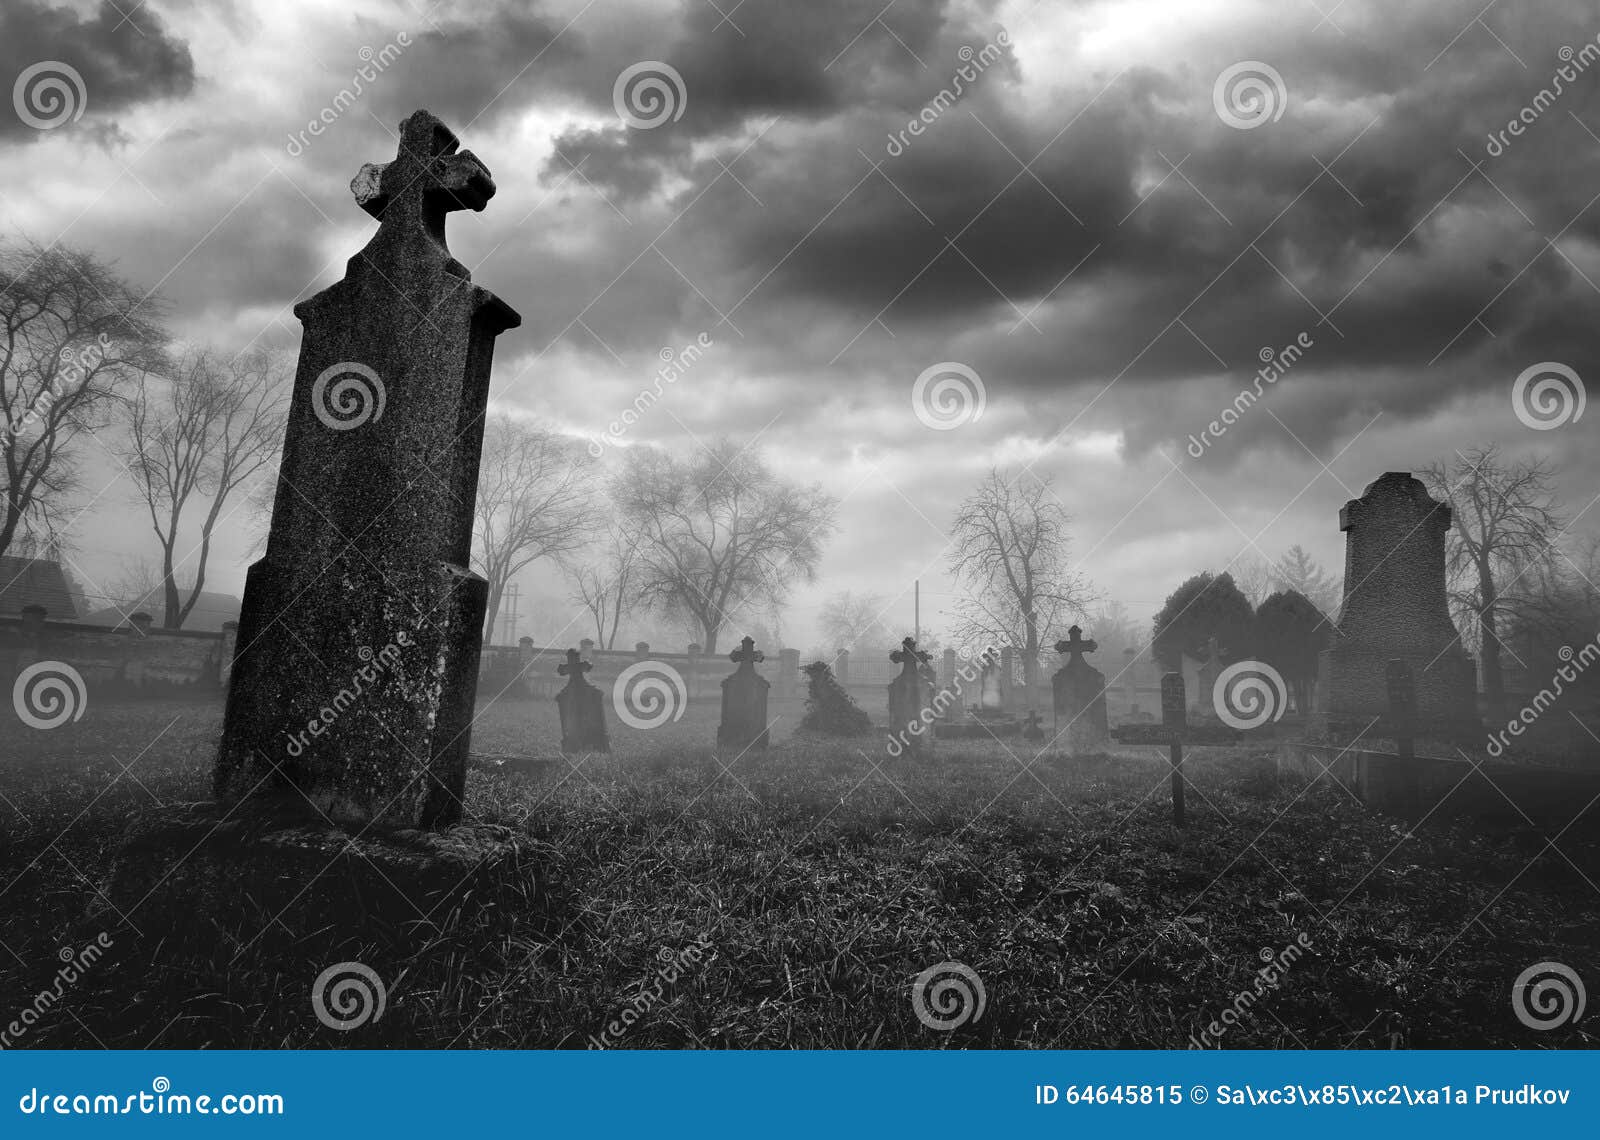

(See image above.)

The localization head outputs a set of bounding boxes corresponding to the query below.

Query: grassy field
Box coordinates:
[1,695,1596,1049]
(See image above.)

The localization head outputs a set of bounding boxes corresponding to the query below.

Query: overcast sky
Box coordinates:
[3,0,1597,649]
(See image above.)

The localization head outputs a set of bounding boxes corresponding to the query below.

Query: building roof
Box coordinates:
[80,589,243,632]
[0,556,77,619]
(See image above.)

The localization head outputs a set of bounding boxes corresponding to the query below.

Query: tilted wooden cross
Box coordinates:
[1054,624,1098,663]
[729,635,764,669]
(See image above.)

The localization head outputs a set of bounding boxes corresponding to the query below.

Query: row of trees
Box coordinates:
[1151,570,1331,712]
[2,236,294,627]
[474,423,837,653]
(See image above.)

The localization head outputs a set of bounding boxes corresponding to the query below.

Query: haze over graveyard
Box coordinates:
[3,0,1598,653]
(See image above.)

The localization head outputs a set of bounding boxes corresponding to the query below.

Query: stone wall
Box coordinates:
[478,640,803,703]
[0,608,233,697]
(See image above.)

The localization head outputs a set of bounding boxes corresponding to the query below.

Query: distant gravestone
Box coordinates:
[213,109,521,828]
[556,648,610,754]
[1053,625,1109,754]
[718,636,771,753]
[1313,472,1477,735]
[887,636,933,756]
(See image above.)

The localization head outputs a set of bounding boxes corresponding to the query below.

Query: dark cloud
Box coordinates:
[0,0,194,141]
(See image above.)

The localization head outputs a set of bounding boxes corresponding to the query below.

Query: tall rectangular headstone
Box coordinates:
[214,110,521,827]
[1313,472,1477,737]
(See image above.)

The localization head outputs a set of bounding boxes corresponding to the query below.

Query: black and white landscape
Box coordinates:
[0,0,1596,1049]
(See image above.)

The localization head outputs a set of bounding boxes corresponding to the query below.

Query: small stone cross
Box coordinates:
[729,635,764,670]
[890,636,930,671]
[351,110,497,259]
[1054,625,1098,663]
[557,648,592,682]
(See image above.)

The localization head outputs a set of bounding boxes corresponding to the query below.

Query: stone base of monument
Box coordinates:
[93,797,541,947]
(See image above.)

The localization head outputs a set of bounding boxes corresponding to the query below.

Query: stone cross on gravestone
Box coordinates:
[1052,625,1108,755]
[718,635,771,753]
[556,648,610,754]
[888,637,934,756]
[214,109,521,828]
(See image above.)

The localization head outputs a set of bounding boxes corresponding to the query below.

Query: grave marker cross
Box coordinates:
[1054,625,1098,663]
[730,636,765,670]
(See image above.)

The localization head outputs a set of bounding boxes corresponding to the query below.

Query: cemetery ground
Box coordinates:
[2,695,1597,1049]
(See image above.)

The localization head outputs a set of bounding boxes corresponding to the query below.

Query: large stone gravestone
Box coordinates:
[887,636,933,756]
[1313,472,1477,736]
[101,112,534,939]
[718,636,770,752]
[557,648,610,754]
[214,109,521,827]
[1052,625,1108,754]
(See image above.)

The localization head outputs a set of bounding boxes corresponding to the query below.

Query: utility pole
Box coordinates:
[914,579,920,643]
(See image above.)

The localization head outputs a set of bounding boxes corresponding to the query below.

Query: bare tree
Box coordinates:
[569,519,643,649]
[1273,543,1341,619]
[1,235,167,558]
[1231,551,1276,608]
[1422,446,1564,719]
[123,346,289,628]
[473,413,596,642]
[612,441,836,654]
[946,469,1095,690]
[819,589,896,654]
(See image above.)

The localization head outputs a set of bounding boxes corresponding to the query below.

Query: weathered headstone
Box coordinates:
[103,112,534,941]
[887,636,933,756]
[777,647,800,701]
[1052,625,1109,754]
[1313,472,1477,736]
[977,650,1003,710]
[556,648,610,754]
[214,109,520,827]
[717,636,770,753]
